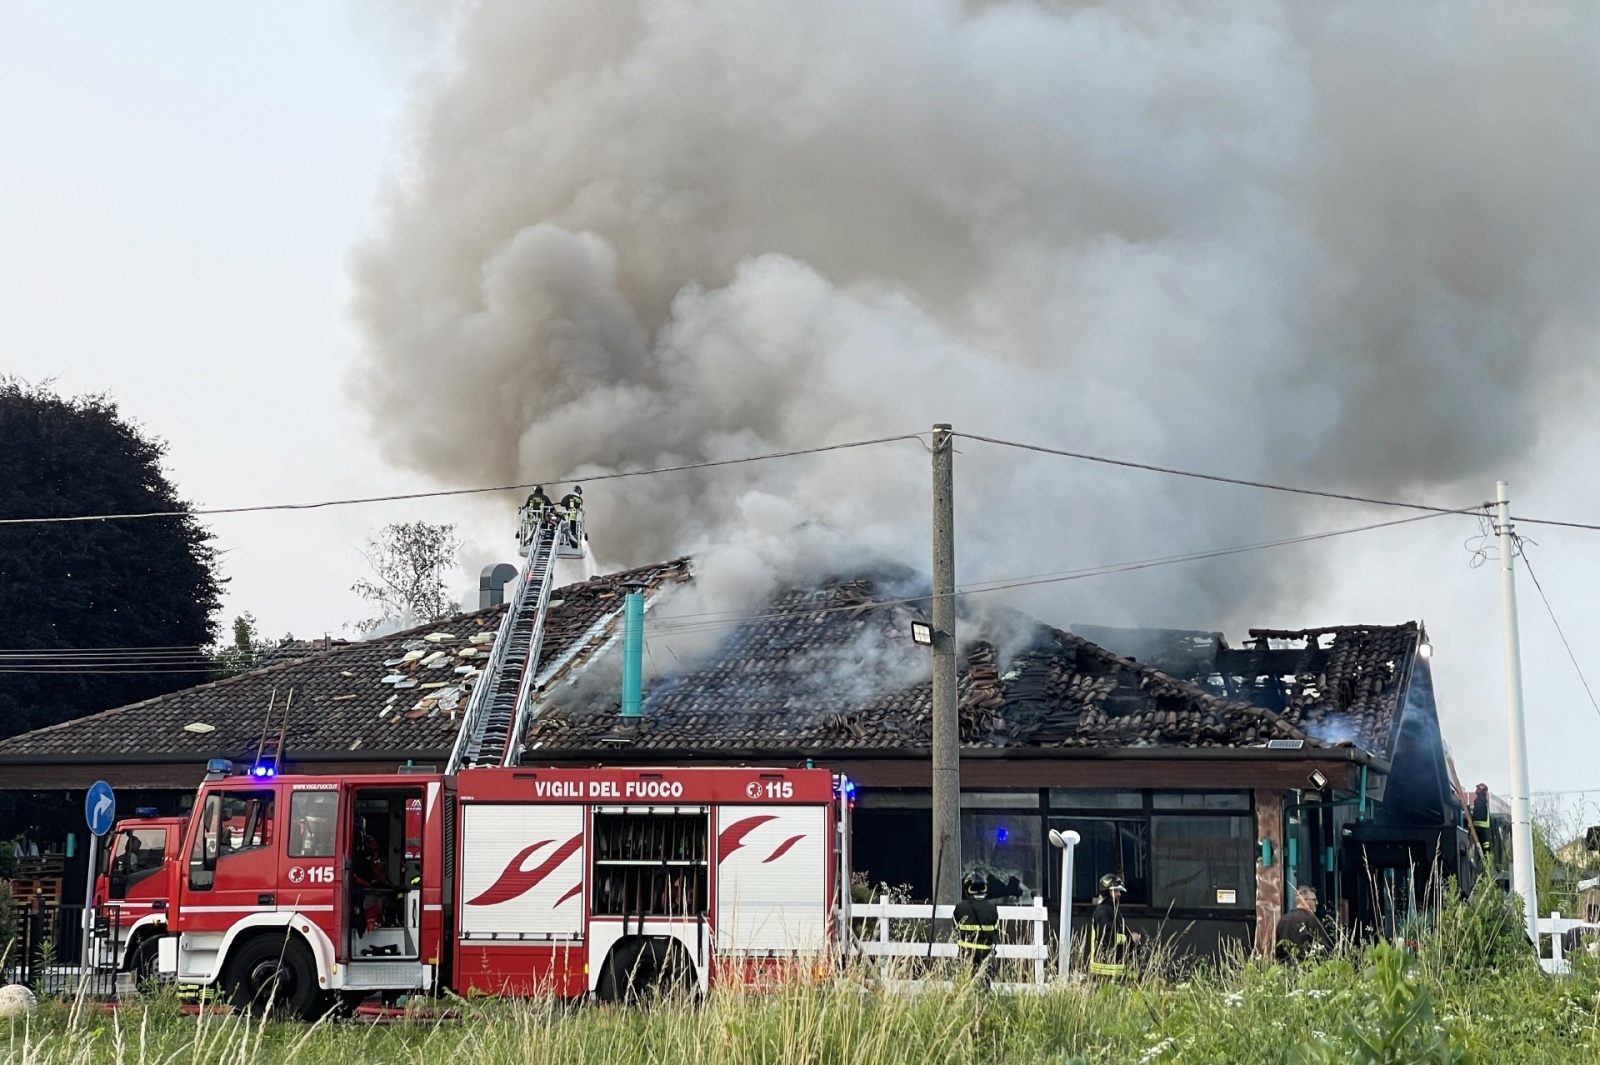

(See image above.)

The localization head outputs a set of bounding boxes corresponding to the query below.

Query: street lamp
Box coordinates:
[1048,828,1081,979]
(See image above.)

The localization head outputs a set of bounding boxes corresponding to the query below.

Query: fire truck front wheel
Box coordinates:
[128,936,160,985]
[223,934,326,1021]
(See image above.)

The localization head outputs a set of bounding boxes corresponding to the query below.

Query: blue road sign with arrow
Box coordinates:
[85,780,116,837]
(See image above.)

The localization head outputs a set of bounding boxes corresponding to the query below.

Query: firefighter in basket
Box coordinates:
[559,485,584,547]
[519,485,554,546]
[1089,873,1141,978]
[953,870,1001,983]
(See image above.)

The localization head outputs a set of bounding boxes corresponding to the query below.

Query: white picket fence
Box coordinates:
[850,896,1054,990]
[1537,913,1600,975]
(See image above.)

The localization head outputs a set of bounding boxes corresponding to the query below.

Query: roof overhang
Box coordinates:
[520,744,1387,769]
[0,747,451,767]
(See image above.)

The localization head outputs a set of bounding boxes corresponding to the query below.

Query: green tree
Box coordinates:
[350,521,462,635]
[0,379,221,738]
[209,612,284,677]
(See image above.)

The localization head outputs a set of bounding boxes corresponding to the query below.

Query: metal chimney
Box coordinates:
[478,563,518,609]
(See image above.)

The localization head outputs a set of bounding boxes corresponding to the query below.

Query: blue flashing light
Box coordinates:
[995,827,1009,844]
[250,764,276,779]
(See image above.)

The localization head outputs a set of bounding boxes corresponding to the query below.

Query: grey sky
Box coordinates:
[3,2,1598,805]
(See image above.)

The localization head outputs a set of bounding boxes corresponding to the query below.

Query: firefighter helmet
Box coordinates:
[1099,873,1126,894]
[962,871,988,898]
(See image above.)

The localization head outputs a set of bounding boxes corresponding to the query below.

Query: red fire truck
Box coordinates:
[91,815,186,978]
[150,761,852,1017]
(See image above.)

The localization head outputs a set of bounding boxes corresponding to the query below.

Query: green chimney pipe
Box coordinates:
[621,590,643,719]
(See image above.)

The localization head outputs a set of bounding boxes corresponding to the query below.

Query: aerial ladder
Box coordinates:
[448,501,584,771]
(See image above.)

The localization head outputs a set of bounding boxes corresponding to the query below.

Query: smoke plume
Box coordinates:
[352,0,1600,632]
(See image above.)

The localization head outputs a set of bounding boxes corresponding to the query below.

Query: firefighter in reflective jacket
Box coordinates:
[559,485,584,546]
[1470,783,1494,863]
[520,485,554,544]
[1089,873,1141,977]
[953,871,1000,980]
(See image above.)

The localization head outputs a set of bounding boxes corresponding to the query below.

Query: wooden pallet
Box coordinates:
[6,877,64,906]
[14,856,66,878]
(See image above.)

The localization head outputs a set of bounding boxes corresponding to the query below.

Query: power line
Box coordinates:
[959,429,1600,532]
[7,422,1600,535]
[1516,540,1600,727]
[0,434,925,527]
[1509,515,1600,533]
[0,649,212,660]
[0,665,224,671]
[956,431,1482,515]
[0,643,208,653]
[0,506,1473,668]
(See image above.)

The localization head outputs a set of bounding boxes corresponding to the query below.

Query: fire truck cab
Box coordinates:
[156,766,441,1017]
[92,815,185,977]
[156,761,848,1018]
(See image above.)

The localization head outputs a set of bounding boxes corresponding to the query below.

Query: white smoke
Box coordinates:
[352,0,1600,635]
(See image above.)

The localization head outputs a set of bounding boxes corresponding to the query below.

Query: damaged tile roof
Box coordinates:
[520,573,1423,759]
[0,560,691,763]
[0,557,1420,767]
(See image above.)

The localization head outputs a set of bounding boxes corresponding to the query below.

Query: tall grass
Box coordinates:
[6,890,1600,1065]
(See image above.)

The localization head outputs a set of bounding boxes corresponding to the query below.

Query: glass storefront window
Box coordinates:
[1047,817,1150,904]
[960,812,1042,900]
[1152,791,1251,811]
[855,790,930,809]
[1151,815,1255,909]
[961,791,1041,809]
[1048,789,1143,810]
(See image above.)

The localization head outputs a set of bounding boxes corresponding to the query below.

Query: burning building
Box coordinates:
[0,559,1475,955]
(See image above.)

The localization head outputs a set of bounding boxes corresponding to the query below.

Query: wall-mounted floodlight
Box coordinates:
[1308,769,1329,791]
[1419,640,1433,660]
[910,621,934,646]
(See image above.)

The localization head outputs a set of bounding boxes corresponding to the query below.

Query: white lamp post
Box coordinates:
[1048,828,1081,979]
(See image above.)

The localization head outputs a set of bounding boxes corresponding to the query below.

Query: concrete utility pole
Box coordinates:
[930,423,962,910]
[1495,480,1538,941]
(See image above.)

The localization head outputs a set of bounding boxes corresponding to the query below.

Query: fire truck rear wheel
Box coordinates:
[596,937,696,1005]
[224,934,325,1021]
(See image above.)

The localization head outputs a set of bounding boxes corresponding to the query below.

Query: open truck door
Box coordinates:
[335,780,430,996]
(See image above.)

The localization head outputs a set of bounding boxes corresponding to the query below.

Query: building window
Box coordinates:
[1152,791,1250,811]
[961,812,1042,900]
[960,791,1041,809]
[855,789,931,809]
[857,788,1258,911]
[1047,817,1150,905]
[1048,789,1142,810]
[1150,815,1255,909]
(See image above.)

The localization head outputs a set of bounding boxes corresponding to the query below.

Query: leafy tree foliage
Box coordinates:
[350,521,462,635]
[0,380,221,738]
[209,612,290,678]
